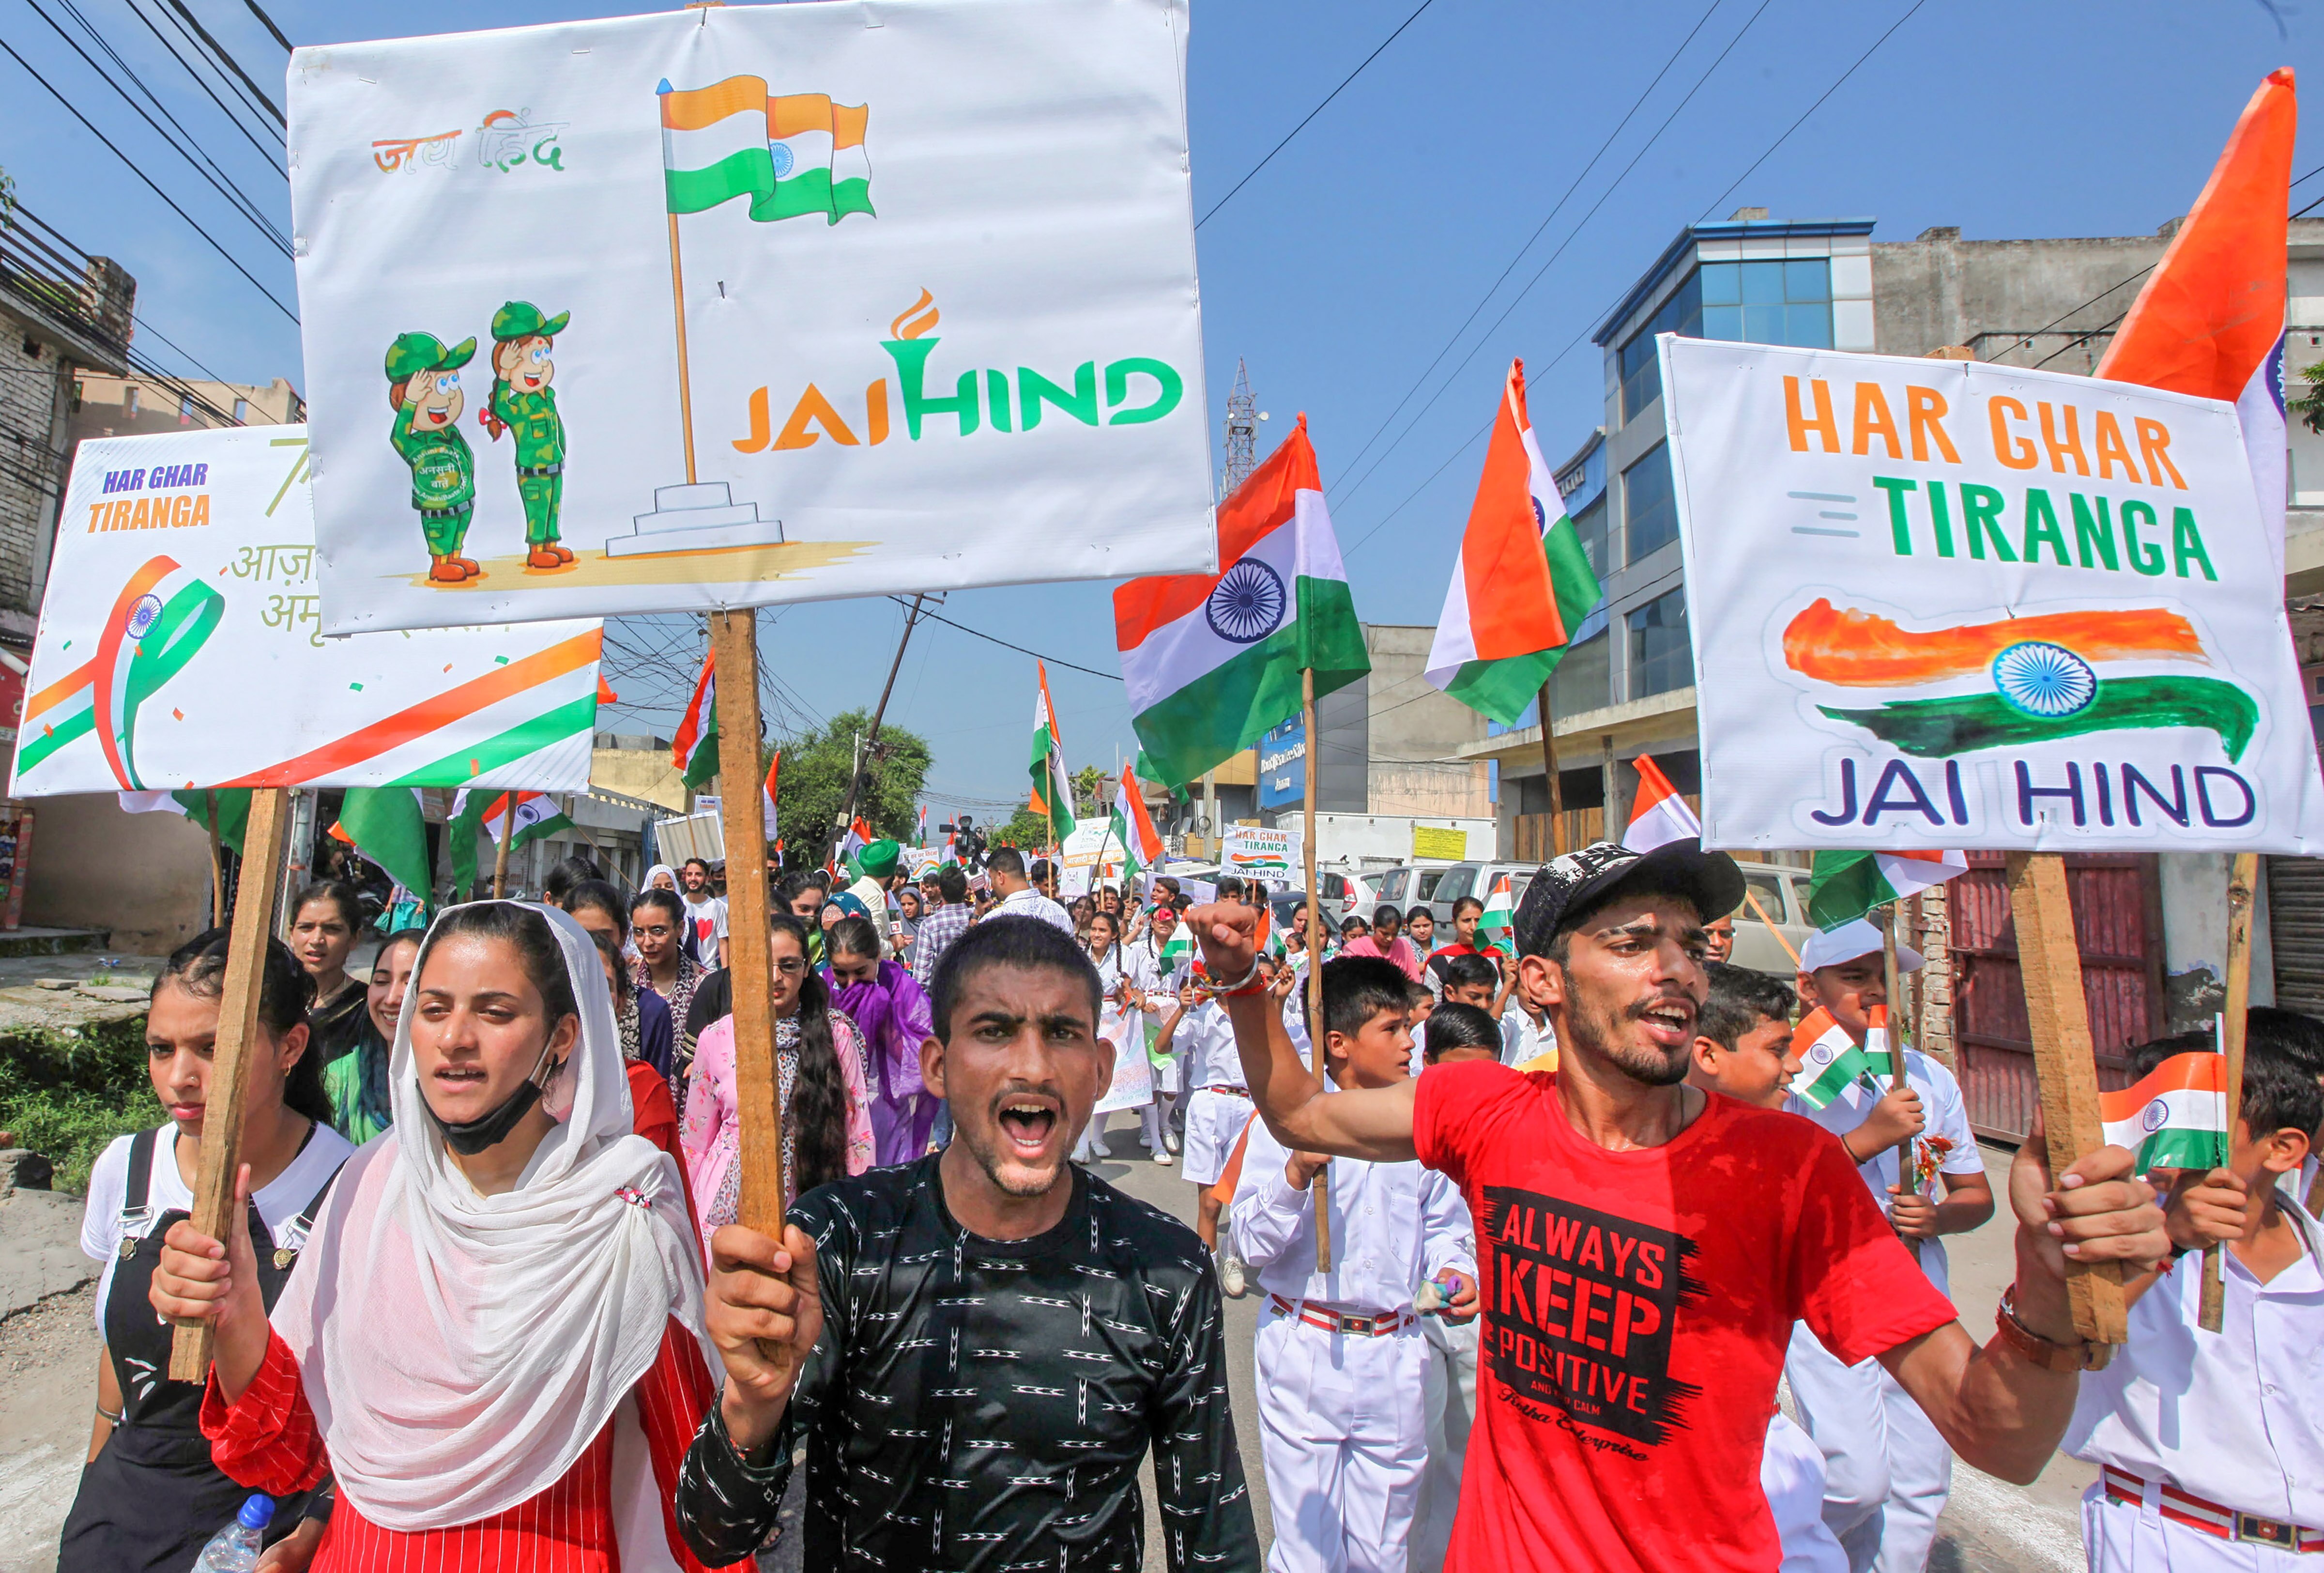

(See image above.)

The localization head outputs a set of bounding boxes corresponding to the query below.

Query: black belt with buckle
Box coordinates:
[519,463,564,478]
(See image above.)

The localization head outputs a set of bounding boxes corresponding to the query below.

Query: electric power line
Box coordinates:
[107,0,286,168]
[893,597,1119,680]
[241,0,291,53]
[156,0,283,127]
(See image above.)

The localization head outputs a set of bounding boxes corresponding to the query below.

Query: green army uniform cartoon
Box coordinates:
[483,301,574,571]
[386,332,481,585]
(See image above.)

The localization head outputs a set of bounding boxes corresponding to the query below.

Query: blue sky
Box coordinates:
[3,0,2314,821]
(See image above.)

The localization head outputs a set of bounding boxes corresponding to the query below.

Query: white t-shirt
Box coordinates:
[681,892,729,968]
[993,887,1075,936]
[81,1120,355,1333]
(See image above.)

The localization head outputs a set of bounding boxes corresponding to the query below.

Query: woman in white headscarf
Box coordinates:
[151,901,739,1572]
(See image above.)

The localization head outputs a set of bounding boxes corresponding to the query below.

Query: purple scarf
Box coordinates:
[823,958,936,1164]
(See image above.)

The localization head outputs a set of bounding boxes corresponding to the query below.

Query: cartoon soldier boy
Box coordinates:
[482,301,573,571]
[385,331,480,585]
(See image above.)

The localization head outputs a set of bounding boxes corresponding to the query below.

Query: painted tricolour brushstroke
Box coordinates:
[1818,677,2258,763]
[1785,600,2206,687]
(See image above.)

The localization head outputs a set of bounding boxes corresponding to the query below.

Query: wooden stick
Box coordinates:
[713,609,785,1228]
[1743,887,1801,969]
[2003,850,2127,1350]
[205,789,224,929]
[1301,666,1331,1273]
[1878,905,1919,1265]
[1535,681,1565,856]
[491,791,516,899]
[2199,851,2258,1332]
[169,788,292,1381]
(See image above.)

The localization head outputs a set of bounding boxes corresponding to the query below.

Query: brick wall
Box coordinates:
[0,330,68,621]
[1907,884,1955,1068]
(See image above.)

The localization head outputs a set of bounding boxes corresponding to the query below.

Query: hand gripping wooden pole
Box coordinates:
[2199,851,2259,1332]
[1302,666,1331,1272]
[713,610,786,1231]
[2003,851,2128,1348]
[169,787,293,1381]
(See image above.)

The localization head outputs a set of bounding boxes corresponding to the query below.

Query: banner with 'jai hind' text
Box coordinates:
[288,0,1212,635]
[1660,338,2324,853]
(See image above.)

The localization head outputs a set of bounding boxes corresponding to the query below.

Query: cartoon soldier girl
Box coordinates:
[481,301,573,571]
[384,332,479,584]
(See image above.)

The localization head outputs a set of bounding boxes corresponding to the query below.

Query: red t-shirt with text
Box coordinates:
[1414,1061,1955,1573]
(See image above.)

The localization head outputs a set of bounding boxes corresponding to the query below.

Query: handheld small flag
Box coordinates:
[1792,1006,1890,1111]
[1805,849,1970,932]
[1478,874,1516,959]
[1111,763,1167,879]
[1622,755,1700,853]
[1159,927,1193,980]
[673,653,719,790]
[916,803,928,847]
[1028,662,1077,842]
[2100,1046,2230,1173]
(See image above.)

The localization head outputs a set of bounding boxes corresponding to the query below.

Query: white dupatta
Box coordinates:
[267,901,711,1543]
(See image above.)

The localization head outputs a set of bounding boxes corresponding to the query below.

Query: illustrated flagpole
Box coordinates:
[1535,681,1565,857]
[1302,665,1331,1273]
[667,213,698,486]
[2199,851,2259,1332]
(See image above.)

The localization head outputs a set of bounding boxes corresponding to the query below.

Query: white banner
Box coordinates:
[11,427,601,797]
[289,0,1213,634]
[1661,338,2324,852]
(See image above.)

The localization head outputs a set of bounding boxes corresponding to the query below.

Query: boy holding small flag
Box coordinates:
[1785,919,1990,1573]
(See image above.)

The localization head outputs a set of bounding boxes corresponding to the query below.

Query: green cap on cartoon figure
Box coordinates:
[384,331,476,383]
[491,301,569,342]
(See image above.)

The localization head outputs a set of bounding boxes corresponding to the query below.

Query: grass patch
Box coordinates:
[0,1016,156,1193]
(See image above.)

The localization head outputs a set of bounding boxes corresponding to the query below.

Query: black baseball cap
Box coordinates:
[1513,839,1745,959]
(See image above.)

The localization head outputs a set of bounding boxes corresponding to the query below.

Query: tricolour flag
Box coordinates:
[916,803,927,847]
[1786,598,2255,764]
[2097,69,2292,552]
[120,787,251,855]
[1116,417,1369,789]
[448,787,573,892]
[1805,847,1970,932]
[1478,874,1515,960]
[1792,1006,1891,1111]
[838,816,871,873]
[1424,359,1604,723]
[1159,927,1193,980]
[657,76,872,225]
[1111,764,1166,879]
[1622,755,1700,853]
[763,751,781,835]
[1029,662,1077,842]
[673,653,718,790]
[333,787,432,900]
[2099,1048,2229,1172]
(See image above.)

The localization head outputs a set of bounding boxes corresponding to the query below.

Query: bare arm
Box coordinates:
[87,1345,119,1463]
[1187,901,1419,1162]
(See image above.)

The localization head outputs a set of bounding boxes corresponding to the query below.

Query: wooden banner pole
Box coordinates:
[1879,904,1919,1265]
[713,609,786,1229]
[1535,681,1566,857]
[2003,850,2127,1351]
[169,787,293,1381]
[1301,666,1331,1272]
[2199,851,2258,1332]
[1743,887,1801,970]
[491,791,516,899]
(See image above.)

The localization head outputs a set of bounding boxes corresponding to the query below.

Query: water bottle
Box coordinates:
[191,1495,272,1571]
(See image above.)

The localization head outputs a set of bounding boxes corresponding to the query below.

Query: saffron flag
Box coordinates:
[1805,848,1970,932]
[1425,360,1605,723]
[658,76,873,225]
[2096,68,2293,551]
[1116,418,1369,789]
[1029,662,1077,842]
[2099,1046,2230,1172]
[1111,763,1166,879]
[1622,755,1700,853]
[673,654,718,790]
[1478,874,1516,960]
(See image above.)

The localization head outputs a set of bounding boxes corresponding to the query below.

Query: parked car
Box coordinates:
[1253,872,1353,931]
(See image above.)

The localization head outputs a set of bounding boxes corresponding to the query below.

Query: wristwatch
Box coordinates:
[1994,1285,2107,1372]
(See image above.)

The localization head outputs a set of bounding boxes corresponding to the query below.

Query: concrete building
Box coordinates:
[70,370,304,443]
[1257,622,1493,832]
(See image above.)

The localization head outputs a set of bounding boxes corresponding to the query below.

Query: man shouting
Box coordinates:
[673,916,1258,1571]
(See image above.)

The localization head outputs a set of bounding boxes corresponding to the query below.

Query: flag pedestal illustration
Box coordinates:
[606,482,784,559]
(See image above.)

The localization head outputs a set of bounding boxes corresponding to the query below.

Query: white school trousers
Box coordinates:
[2084,1482,2310,1573]
[1786,1325,1948,1573]
[1257,1300,1431,1573]
[1766,1411,1850,1573]
[1413,1313,1477,1571]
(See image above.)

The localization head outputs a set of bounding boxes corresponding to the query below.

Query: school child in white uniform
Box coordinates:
[1231,955,1478,1573]
[1685,960,1850,1573]
[1157,966,1249,1259]
[1782,921,1992,1573]
[1126,902,1187,1162]
[2064,1018,2324,1573]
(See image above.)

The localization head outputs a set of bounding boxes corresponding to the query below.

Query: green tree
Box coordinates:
[1070,764,1106,819]
[2296,358,2324,435]
[994,798,1053,848]
[772,708,932,862]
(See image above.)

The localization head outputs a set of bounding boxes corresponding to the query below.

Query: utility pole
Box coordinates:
[834,593,933,852]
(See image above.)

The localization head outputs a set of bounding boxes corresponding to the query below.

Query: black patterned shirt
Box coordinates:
[674,1155,1256,1572]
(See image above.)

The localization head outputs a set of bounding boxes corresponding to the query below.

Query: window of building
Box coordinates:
[1550,629,1610,718]
[1623,444,1677,564]
[1618,270,1703,421]
[1627,587,1692,700]
[1568,492,1608,578]
[123,386,139,415]
[1699,258,1832,348]
[233,398,251,424]
[180,394,197,421]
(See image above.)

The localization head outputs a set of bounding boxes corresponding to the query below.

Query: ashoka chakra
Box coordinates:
[1205,559,1286,645]
[126,593,163,639]
[1991,641,2095,719]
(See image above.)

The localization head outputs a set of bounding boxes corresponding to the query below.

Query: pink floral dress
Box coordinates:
[679,1008,875,1262]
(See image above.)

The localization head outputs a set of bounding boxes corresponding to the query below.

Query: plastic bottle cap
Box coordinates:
[237,1495,275,1530]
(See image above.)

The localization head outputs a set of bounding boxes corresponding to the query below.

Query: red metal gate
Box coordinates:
[1947,852,2163,1141]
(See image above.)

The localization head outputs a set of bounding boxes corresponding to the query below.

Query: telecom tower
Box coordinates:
[1219,359,1257,498]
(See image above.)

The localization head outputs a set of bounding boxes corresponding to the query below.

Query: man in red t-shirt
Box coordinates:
[1184,839,2166,1573]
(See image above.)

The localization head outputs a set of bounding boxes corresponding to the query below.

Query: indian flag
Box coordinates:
[1622,754,1700,853]
[333,787,433,900]
[763,751,781,834]
[1111,763,1166,878]
[1425,359,1604,724]
[1478,873,1515,959]
[2100,1047,2230,1172]
[1159,927,1193,980]
[1805,847,1970,931]
[1787,598,2255,763]
[1792,1008,1889,1111]
[1116,417,1369,789]
[1029,662,1076,842]
[447,788,572,893]
[673,653,718,790]
[659,77,872,225]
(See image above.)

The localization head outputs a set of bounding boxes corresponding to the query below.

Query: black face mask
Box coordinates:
[428,1044,557,1156]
